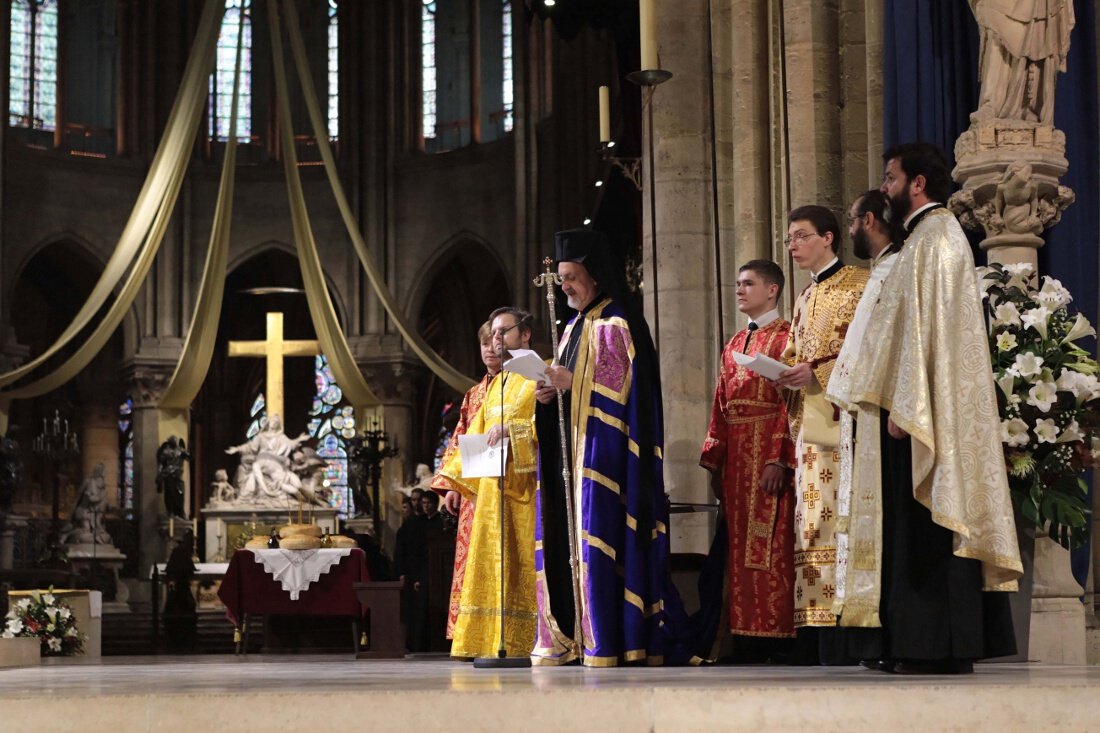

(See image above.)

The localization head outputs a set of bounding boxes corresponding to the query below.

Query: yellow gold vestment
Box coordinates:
[440,372,538,657]
[784,265,869,627]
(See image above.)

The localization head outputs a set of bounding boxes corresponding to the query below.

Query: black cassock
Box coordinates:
[844,411,1017,666]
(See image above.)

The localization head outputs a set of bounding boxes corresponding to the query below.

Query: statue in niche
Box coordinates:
[225,414,311,506]
[60,462,112,545]
[156,436,190,519]
[0,435,23,515]
[970,0,1075,124]
[994,161,1043,236]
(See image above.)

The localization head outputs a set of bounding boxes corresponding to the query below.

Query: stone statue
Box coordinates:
[346,436,374,518]
[414,463,433,490]
[995,161,1043,236]
[225,414,310,506]
[970,0,1075,124]
[290,447,329,506]
[156,436,190,519]
[60,462,111,545]
[209,468,237,505]
[0,435,23,515]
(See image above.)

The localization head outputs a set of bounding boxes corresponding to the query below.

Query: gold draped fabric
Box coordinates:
[827,209,1021,629]
[278,0,474,395]
[267,0,380,420]
[157,3,246,441]
[439,373,538,658]
[0,0,223,409]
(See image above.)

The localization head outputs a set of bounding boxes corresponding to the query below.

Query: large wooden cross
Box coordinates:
[228,312,319,423]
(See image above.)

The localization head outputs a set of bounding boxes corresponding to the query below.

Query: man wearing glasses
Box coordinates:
[776,205,868,664]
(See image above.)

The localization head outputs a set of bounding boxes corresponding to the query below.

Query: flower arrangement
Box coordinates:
[981,262,1100,549]
[2,588,85,656]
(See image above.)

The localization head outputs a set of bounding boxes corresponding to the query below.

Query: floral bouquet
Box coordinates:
[981,262,1100,549]
[2,588,86,656]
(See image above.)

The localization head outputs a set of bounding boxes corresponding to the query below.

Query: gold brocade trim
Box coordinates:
[837,602,882,628]
[583,530,617,561]
[794,608,838,626]
[793,549,836,565]
[583,467,621,495]
[689,655,705,666]
[592,407,641,457]
[730,629,798,639]
[645,656,664,667]
[623,649,646,662]
[508,418,538,474]
[583,654,622,667]
[654,446,663,460]
[647,600,662,618]
[534,540,543,551]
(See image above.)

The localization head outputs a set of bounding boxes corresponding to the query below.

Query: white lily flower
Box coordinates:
[1034,418,1060,444]
[1027,380,1059,412]
[1008,352,1044,379]
[1001,418,1030,447]
[993,302,1022,328]
[59,607,71,620]
[1020,307,1052,340]
[7,619,24,634]
[996,373,1017,398]
[1062,313,1096,344]
[1,631,13,639]
[41,592,54,605]
[1057,420,1085,443]
[47,637,62,653]
[1036,276,1073,309]
[996,332,1019,352]
[16,599,31,610]
[1003,263,1033,277]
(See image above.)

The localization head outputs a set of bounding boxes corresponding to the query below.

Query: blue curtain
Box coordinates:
[884,0,1099,587]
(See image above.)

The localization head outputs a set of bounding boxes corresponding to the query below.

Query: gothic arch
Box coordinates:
[228,240,350,330]
[403,230,512,321]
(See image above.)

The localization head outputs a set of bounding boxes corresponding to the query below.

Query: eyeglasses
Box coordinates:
[783,231,819,247]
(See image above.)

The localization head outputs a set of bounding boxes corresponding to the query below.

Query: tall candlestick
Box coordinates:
[598,86,611,143]
[169,516,175,538]
[192,517,198,536]
[639,0,658,71]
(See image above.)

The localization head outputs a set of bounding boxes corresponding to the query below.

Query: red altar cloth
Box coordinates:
[218,549,369,627]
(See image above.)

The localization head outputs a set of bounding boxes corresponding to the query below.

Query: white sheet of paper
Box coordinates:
[458,434,510,478]
[504,349,549,383]
[732,350,788,381]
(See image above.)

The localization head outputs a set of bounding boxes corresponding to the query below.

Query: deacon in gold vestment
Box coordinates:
[432,321,498,640]
[826,144,1020,672]
[439,308,539,658]
[776,205,868,662]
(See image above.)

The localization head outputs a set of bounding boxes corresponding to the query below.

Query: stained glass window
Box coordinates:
[502,0,513,133]
[208,0,252,142]
[246,392,266,439]
[8,0,58,130]
[327,0,339,141]
[307,355,355,517]
[118,397,134,512]
[421,0,437,142]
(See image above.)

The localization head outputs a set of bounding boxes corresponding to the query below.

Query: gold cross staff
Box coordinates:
[228,312,320,422]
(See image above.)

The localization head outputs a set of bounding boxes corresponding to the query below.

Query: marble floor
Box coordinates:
[2,656,1099,732]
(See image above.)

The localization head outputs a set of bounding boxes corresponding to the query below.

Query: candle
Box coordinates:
[639,0,657,71]
[64,419,68,434]
[598,86,611,143]
[193,517,198,536]
[169,516,175,537]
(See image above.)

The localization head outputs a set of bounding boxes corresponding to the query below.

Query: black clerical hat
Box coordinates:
[554,228,608,264]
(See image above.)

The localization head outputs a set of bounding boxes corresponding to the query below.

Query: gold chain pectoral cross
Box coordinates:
[228,312,320,422]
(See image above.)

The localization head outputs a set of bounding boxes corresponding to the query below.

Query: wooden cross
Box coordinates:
[228,312,320,424]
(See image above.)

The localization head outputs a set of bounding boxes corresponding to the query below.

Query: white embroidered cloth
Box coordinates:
[249,548,352,600]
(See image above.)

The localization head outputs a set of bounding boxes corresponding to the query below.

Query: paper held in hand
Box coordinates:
[732,350,788,381]
[504,349,549,383]
[458,434,510,478]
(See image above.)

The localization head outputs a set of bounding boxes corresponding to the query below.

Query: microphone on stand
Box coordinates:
[474,314,533,669]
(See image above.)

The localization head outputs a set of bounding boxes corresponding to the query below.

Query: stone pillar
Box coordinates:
[123,361,175,605]
[645,0,721,555]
